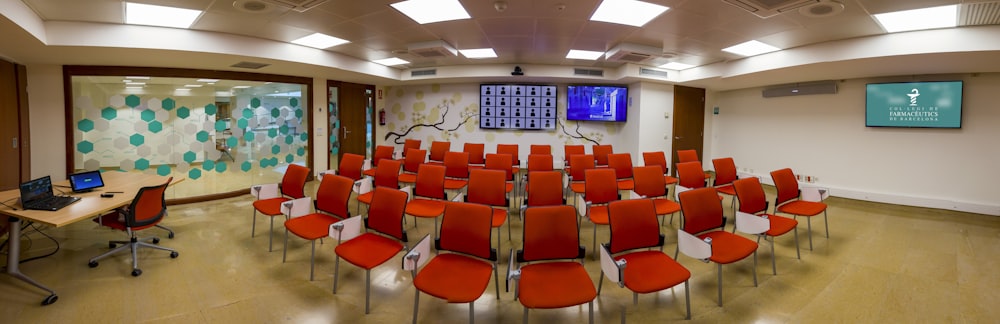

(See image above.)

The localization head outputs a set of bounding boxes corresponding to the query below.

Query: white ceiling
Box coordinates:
[5,0,1000,89]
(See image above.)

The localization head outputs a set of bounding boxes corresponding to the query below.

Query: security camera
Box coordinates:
[511,66,524,76]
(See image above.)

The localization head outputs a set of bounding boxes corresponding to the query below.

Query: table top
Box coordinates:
[0,172,180,228]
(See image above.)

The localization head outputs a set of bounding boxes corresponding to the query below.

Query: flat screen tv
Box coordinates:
[567,85,628,122]
[865,81,963,128]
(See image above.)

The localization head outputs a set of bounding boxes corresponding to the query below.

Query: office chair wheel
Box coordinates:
[170,251,179,258]
[42,294,58,306]
[88,261,99,268]
[152,237,160,244]
[132,269,142,277]
[168,232,175,239]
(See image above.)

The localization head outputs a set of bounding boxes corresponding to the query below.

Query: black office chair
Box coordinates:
[89,177,178,277]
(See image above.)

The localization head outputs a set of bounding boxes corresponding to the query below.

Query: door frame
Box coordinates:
[327,80,376,167]
[670,85,706,175]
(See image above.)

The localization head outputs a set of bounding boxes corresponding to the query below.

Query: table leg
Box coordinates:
[6,217,58,305]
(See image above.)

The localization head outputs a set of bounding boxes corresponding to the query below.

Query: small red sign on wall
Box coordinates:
[377,89,382,99]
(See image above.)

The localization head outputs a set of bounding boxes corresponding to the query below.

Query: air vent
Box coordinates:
[411,69,437,77]
[264,0,329,12]
[231,61,270,69]
[723,0,818,18]
[762,80,838,98]
[573,68,604,77]
[960,1,1000,26]
[639,67,669,78]
[607,43,661,63]
[407,41,457,58]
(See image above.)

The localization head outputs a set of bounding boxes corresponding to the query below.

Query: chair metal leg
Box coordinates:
[523,307,529,324]
[717,263,723,306]
[412,290,420,324]
[282,228,289,262]
[807,217,813,250]
[684,280,691,320]
[433,217,439,241]
[633,292,638,305]
[365,270,371,314]
[469,301,475,324]
[269,216,275,252]
[771,237,777,275]
[824,210,829,238]
[333,255,341,293]
[591,224,598,260]
[309,240,316,281]
[252,210,258,237]
[794,227,801,259]
[752,251,758,287]
[589,300,594,324]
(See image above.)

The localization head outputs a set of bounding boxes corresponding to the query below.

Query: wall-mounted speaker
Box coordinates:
[762,80,838,98]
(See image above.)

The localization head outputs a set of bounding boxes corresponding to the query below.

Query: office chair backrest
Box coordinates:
[607,153,633,180]
[402,149,427,173]
[530,144,551,155]
[676,149,699,163]
[338,153,365,181]
[496,144,520,166]
[281,164,311,199]
[402,139,421,156]
[733,177,767,215]
[316,174,353,219]
[632,166,666,198]
[439,202,495,260]
[607,199,662,254]
[521,205,582,262]
[592,145,613,166]
[484,153,514,181]
[414,164,447,200]
[443,151,470,179]
[676,161,706,189]
[367,187,409,242]
[564,145,585,164]
[584,169,618,204]
[429,141,451,162]
[526,154,554,172]
[712,157,737,186]
[569,154,595,182]
[464,143,486,165]
[373,159,402,189]
[128,177,172,228]
[467,169,507,207]
[770,168,801,206]
[372,145,394,167]
[526,171,564,207]
[678,187,725,235]
[641,151,669,175]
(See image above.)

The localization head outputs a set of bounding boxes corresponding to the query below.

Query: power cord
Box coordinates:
[0,220,61,271]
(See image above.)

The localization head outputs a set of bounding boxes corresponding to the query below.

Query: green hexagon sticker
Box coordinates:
[215,162,227,173]
[279,125,289,135]
[237,118,248,129]
[101,107,118,120]
[285,154,294,163]
[242,108,253,119]
[284,135,293,145]
[245,131,255,141]
[259,159,269,168]
[270,108,280,118]
[203,160,215,171]
[183,151,197,163]
[125,95,141,108]
[241,161,252,172]
[205,103,217,116]
[78,119,95,132]
[162,98,176,111]
[226,137,238,148]
[196,131,209,142]
[271,145,280,154]
[300,133,308,141]
[77,141,94,154]
[188,168,201,180]
[157,164,171,176]
[251,98,261,108]
[267,128,277,138]
[130,134,145,146]
[294,108,303,118]
[140,109,156,122]
[289,98,299,107]
[148,121,163,133]
[215,121,227,132]
[177,107,190,119]
[297,147,305,156]
[135,158,150,170]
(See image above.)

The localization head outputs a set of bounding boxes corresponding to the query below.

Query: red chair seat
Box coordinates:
[652,198,680,215]
[444,179,469,190]
[699,231,758,264]
[490,208,507,228]
[717,184,736,196]
[616,179,634,190]
[285,213,342,240]
[570,182,585,194]
[253,197,289,216]
[93,212,157,231]
[414,253,493,303]
[778,201,827,216]
[617,251,691,294]
[518,262,597,309]
[398,173,417,183]
[335,233,404,270]
[765,214,798,237]
[363,169,377,177]
[663,175,679,185]
[505,182,514,193]
[406,199,446,218]
[357,191,374,205]
[588,206,610,225]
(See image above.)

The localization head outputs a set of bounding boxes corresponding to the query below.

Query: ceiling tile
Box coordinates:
[313,0,395,20]
[24,0,123,23]
[478,17,536,37]
[346,9,417,34]
[690,28,745,48]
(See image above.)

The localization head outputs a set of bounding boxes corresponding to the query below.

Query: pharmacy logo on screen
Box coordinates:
[906,89,920,106]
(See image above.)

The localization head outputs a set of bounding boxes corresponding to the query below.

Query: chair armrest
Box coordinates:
[577,200,592,218]
[735,211,770,235]
[402,234,432,272]
[329,216,363,243]
[506,248,519,293]
[628,191,646,200]
[801,186,829,202]
[362,159,373,171]
[674,185,692,200]
[317,169,336,179]
[251,183,280,200]
[677,229,712,262]
[452,192,465,202]
[353,178,373,195]
[599,244,626,287]
[281,197,313,218]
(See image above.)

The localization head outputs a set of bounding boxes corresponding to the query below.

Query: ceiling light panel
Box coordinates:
[590,0,669,27]
[459,48,498,59]
[373,57,410,66]
[391,0,471,24]
[873,5,958,33]
[290,33,350,49]
[722,40,781,57]
[566,50,605,60]
[124,2,202,29]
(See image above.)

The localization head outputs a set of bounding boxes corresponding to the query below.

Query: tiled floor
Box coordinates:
[1,182,998,323]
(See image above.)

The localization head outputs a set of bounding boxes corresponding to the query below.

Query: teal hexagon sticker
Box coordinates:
[279,125,289,135]
[76,141,94,154]
[245,131,255,141]
[77,119,95,132]
[162,98,176,111]
[183,151,197,163]
[203,160,215,171]
[125,95,141,108]
[242,108,253,119]
[215,120,227,132]
[251,98,261,108]
[267,128,277,138]
[289,98,299,107]
[237,118,248,129]
[205,103,217,116]
[215,162,227,173]
[241,161,252,172]
[188,168,201,180]
[226,136,238,148]
[101,107,117,120]
[140,109,156,122]
[297,147,305,156]
[271,145,280,154]
[285,154,294,163]
[148,121,163,133]
[300,133,308,141]
[270,108,280,118]
[196,131,209,142]
[135,158,150,170]
[294,108,303,118]
[259,159,269,168]
[130,134,145,146]
[177,107,190,119]
[284,135,293,145]
[156,164,171,176]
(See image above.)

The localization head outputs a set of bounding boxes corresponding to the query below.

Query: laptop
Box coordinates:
[69,170,105,193]
[19,176,81,211]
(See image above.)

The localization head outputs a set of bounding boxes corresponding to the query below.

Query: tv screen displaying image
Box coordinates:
[567,85,628,122]
[865,81,963,128]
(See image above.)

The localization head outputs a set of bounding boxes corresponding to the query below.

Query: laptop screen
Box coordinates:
[19,176,54,205]
[69,170,105,192]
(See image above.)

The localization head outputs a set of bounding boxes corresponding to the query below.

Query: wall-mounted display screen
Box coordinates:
[480,84,557,130]
[566,85,628,122]
[865,81,963,128]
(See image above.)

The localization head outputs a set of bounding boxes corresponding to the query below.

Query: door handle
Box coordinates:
[674,136,682,140]
[342,127,351,138]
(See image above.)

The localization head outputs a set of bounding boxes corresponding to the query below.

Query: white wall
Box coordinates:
[635,82,675,157]
[26,64,64,180]
[709,74,1000,216]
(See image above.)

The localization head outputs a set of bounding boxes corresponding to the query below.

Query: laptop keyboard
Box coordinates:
[24,195,81,211]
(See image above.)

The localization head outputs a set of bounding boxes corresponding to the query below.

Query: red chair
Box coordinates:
[631,166,681,226]
[89,177,176,277]
[563,144,585,169]
[336,153,366,182]
[443,151,471,193]
[567,154,595,204]
[529,144,551,155]
[733,177,800,274]
[641,151,679,185]
[405,202,499,324]
[676,149,710,181]
[280,174,353,280]
[397,148,427,185]
[592,144,613,168]
[464,143,486,168]
[770,168,829,251]
[578,168,619,259]
[676,161,708,189]
[607,153,635,191]
[356,159,402,214]
[599,199,690,320]
[404,164,448,239]
[363,145,395,177]
[427,141,451,166]
[677,187,759,306]
[251,164,310,251]
[523,154,554,199]
[496,144,521,201]
[400,139,421,159]
[484,153,516,207]
[510,205,595,323]
[465,169,511,249]
[331,187,410,314]
[712,157,739,210]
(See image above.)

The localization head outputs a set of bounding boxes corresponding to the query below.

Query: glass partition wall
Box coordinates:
[65,67,312,201]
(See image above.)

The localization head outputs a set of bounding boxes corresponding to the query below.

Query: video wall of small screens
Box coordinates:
[480,84,557,130]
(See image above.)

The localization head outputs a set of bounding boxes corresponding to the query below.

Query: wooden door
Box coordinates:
[670,85,706,175]
[335,82,374,160]
[0,60,28,190]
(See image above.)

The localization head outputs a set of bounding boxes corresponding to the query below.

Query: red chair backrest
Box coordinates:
[402,149,427,173]
[678,187,725,235]
[373,159,402,189]
[440,202,494,260]
[496,144,520,165]
[367,187,409,241]
[733,177,768,214]
[464,143,486,165]
[429,141,451,162]
[608,199,661,253]
[467,169,507,207]
[676,149,699,163]
[414,164,447,200]
[530,144,551,155]
[521,205,581,262]
[584,169,618,204]
[564,145,585,166]
[592,145,613,166]
[569,154,595,182]
[443,151,470,179]
[525,171,564,207]
[372,145,394,167]
[484,153,514,181]
[281,164,311,199]
[128,177,172,227]
[770,168,800,206]
[632,166,666,198]
[526,154,554,172]
[642,151,669,175]
[607,153,633,180]
[676,161,706,188]
[338,153,365,181]
[316,174,353,219]
[402,139,421,156]
[712,157,737,186]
